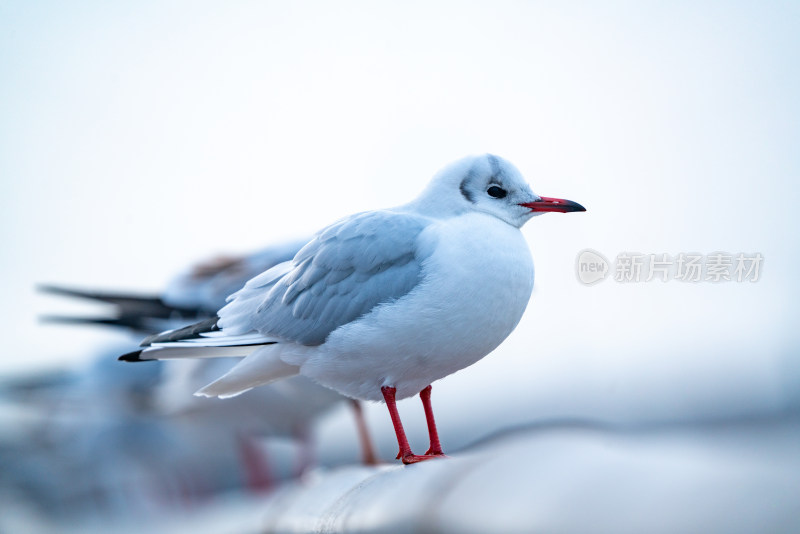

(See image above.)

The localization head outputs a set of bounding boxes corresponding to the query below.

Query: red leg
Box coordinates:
[381,386,413,460]
[349,399,379,465]
[419,385,445,456]
[381,386,445,465]
[236,432,273,492]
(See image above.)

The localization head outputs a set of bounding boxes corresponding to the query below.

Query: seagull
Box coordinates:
[39,242,379,467]
[38,237,307,331]
[121,154,585,464]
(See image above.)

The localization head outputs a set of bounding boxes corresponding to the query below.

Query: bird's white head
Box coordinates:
[412,154,585,228]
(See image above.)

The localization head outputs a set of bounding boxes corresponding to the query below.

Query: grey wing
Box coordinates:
[217,210,432,345]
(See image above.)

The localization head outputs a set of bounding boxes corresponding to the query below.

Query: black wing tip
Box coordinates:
[118,350,145,362]
[37,283,203,319]
[40,315,140,328]
[141,316,220,347]
[37,284,81,297]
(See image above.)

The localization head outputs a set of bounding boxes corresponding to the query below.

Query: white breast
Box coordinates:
[297,212,535,401]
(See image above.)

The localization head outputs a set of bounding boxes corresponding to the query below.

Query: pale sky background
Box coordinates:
[1,1,798,442]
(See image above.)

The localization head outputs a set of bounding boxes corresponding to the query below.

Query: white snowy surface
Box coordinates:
[2,389,798,533]
[260,415,800,534]
[0,491,270,534]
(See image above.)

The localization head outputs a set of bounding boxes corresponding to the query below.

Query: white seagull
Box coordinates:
[121,154,585,464]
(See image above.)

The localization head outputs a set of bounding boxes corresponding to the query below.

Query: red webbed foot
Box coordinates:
[400,452,447,465]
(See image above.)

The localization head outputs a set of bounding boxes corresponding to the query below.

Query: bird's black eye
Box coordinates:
[487,186,507,199]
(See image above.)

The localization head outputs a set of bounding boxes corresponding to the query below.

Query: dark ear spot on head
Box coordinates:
[459,162,481,203]
[459,177,474,203]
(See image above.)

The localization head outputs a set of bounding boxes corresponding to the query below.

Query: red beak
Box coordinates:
[519,196,586,213]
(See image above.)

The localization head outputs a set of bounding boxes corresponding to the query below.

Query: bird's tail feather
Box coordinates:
[120,344,268,362]
[194,345,300,399]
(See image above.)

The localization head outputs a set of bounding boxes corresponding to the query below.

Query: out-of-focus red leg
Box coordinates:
[349,399,379,465]
[237,432,272,492]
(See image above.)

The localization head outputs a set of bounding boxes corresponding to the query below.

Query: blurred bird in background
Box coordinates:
[2,238,379,524]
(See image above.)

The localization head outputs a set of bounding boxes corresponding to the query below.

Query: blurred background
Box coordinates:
[1,1,798,532]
